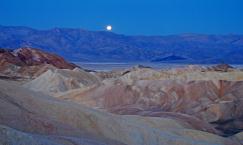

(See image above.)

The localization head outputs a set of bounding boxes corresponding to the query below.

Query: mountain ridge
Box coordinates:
[1,25,243,63]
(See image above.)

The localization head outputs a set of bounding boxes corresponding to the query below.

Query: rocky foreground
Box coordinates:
[0,48,243,145]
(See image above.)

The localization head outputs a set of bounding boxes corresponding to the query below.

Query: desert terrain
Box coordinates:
[0,48,243,145]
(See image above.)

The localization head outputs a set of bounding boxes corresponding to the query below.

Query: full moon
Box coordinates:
[106,25,112,31]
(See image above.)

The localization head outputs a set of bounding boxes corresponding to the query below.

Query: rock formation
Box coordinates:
[0,80,240,145]
[24,68,100,95]
[0,47,78,70]
[58,67,243,136]
[0,47,243,144]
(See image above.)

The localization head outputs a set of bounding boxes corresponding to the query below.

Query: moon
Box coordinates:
[106,25,112,31]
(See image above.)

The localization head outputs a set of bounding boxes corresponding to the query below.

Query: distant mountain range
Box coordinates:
[1,25,243,63]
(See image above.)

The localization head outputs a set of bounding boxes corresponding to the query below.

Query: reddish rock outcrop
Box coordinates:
[0,48,78,70]
[0,49,24,69]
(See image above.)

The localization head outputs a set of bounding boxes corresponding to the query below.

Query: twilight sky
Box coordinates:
[0,0,243,35]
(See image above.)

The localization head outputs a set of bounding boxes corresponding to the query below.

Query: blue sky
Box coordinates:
[1,0,243,35]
